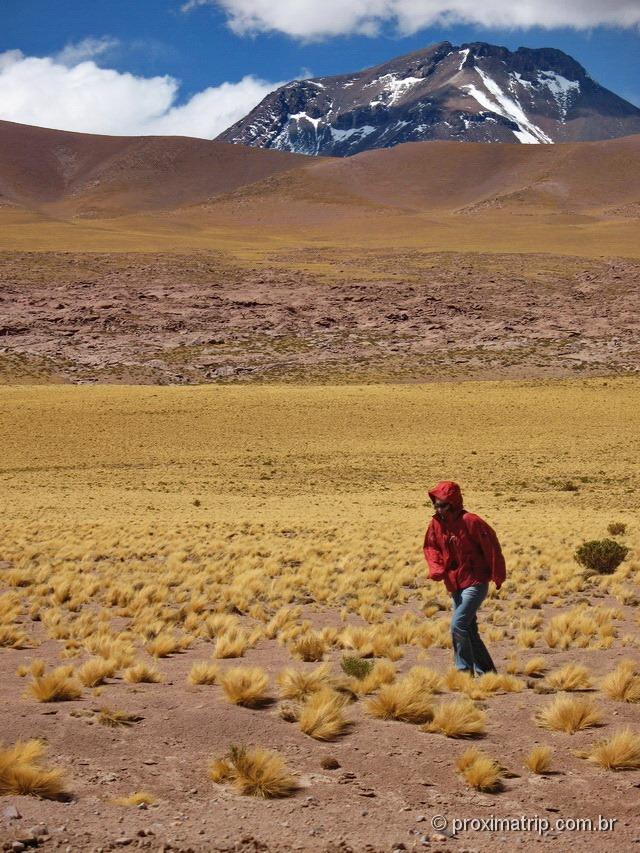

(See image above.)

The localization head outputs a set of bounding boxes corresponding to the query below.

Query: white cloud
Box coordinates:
[0,48,280,138]
[186,0,640,39]
[55,36,120,66]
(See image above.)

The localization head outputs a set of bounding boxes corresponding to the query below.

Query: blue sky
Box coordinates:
[1,0,639,137]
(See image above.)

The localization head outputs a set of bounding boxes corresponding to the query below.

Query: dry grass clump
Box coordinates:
[145,633,190,658]
[17,658,46,678]
[78,657,118,687]
[524,745,554,774]
[214,629,252,659]
[582,728,640,770]
[517,629,539,648]
[405,666,443,694]
[543,607,615,650]
[600,660,640,703]
[220,666,269,707]
[542,663,593,692]
[463,672,524,699]
[336,658,397,697]
[0,739,67,798]
[188,662,219,685]
[26,666,83,702]
[456,746,503,792]
[113,791,157,806]
[277,663,333,701]
[290,631,326,662]
[209,745,297,797]
[534,695,602,734]
[522,656,549,677]
[0,625,29,648]
[444,668,475,692]
[365,677,434,724]
[298,688,351,740]
[97,707,142,728]
[123,662,163,683]
[423,699,486,738]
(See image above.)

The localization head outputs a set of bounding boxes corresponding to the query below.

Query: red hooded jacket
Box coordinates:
[423,481,506,593]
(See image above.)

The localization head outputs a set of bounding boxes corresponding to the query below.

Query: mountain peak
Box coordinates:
[217,41,640,156]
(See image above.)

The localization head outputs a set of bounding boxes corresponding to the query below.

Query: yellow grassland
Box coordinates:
[0,380,639,722]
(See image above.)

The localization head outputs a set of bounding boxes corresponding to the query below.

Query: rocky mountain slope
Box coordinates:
[218,41,640,156]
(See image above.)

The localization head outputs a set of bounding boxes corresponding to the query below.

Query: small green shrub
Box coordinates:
[340,656,374,680]
[607,522,627,536]
[575,539,629,575]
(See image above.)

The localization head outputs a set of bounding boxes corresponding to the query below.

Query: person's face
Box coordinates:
[433,499,451,520]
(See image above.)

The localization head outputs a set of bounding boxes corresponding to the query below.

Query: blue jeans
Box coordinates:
[450,583,496,675]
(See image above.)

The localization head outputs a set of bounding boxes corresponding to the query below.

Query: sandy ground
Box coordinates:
[1,250,639,384]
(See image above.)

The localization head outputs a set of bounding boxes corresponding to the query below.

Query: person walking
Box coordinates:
[423,480,505,675]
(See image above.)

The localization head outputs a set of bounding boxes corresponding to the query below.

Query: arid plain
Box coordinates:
[1,121,640,852]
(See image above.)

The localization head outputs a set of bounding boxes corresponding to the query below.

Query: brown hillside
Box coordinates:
[220,134,640,216]
[0,119,307,216]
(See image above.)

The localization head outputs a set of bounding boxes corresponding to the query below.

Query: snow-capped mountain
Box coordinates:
[217,41,640,156]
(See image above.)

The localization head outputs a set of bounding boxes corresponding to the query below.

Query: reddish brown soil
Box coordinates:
[1,250,639,384]
[1,597,639,853]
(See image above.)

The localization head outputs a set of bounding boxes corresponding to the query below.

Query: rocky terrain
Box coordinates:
[1,251,639,384]
[218,41,640,156]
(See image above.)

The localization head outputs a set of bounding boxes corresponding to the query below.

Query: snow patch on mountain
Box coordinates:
[331,125,376,141]
[457,48,470,71]
[538,71,581,120]
[367,73,423,106]
[463,68,552,144]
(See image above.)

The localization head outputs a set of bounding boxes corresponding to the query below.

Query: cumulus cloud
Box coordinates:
[186,0,640,39]
[0,48,280,138]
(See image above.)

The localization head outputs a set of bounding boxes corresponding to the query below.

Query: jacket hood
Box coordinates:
[428,480,464,513]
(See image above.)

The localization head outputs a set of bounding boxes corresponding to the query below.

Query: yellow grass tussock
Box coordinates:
[543,663,593,692]
[214,629,251,659]
[290,631,326,662]
[188,662,220,685]
[220,666,269,707]
[423,698,486,738]
[405,666,443,694]
[534,695,603,734]
[123,662,163,683]
[77,657,118,687]
[17,658,46,678]
[462,672,525,699]
[209,745,297,797]
[456,746,503,792]
[298,688,351,740]
[145,633,189,658]
[584,728,640,770]
[524,745,554,774]
[522,656,549,677]
[365,677,434,724]
[444,668,475,693]
[353,659,397,695]
[0,739,67,798]
[26,667,83,702]
[277,663,333,701]
[600,660,640,703]
[0,625,29,648]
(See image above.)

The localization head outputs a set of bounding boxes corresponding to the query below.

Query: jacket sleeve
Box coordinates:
[423,521,446,582]
[468,516,506,589]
